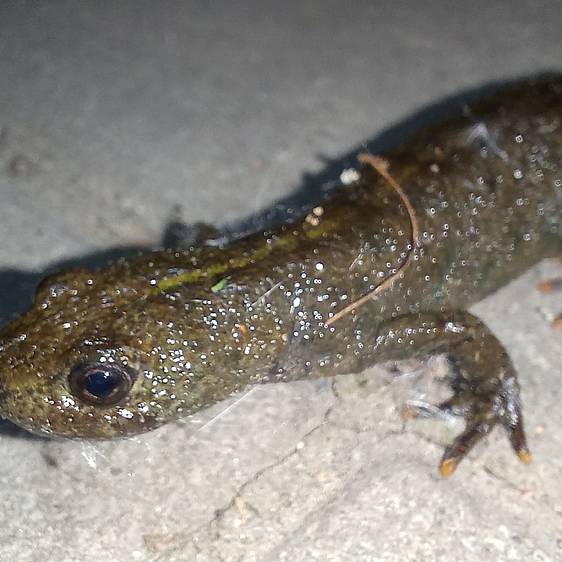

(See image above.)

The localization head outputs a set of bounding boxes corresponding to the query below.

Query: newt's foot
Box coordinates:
[380,311,531,476]
[537,276,562,328]
[404,371,531,477]
[437,398,531,477]
[162,214,222,248]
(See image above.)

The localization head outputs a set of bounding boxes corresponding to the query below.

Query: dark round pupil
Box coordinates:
[84,369,120,398]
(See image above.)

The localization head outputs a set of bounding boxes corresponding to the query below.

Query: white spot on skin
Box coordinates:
[137,402,149,414]
[118,408,134,419]
[340,168,360,185]
[445,322,464,334]
[61,395,76,408]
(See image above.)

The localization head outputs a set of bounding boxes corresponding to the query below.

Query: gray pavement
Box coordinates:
[0,1,561,561]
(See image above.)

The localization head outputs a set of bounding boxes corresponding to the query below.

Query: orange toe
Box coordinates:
[439,458,458,478]
[537,279,562,293]
[518,449,533,465]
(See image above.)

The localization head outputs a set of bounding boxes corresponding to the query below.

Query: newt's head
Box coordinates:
[0,261,240,439]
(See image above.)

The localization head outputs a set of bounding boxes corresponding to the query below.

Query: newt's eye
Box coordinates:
[69,363,134,406]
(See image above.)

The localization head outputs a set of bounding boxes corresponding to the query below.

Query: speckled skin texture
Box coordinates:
[0,76,560,473]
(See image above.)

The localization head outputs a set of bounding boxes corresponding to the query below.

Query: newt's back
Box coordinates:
[382,74,562,311]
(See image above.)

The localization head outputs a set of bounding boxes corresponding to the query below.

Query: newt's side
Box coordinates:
[0,76,560,475]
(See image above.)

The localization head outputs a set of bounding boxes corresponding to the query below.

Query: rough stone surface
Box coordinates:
[0,2,561,561]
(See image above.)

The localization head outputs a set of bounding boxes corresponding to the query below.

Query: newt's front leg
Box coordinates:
[375,311,531,476]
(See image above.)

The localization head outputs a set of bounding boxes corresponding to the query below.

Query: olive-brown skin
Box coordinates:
[0,75,560,472]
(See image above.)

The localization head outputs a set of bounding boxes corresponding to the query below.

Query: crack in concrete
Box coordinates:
[157,373,558,561]
[208,406,335,532]
[482,465,562,521]
[261,427,447,560]
[261,445,364,561]
[157,399,337,560]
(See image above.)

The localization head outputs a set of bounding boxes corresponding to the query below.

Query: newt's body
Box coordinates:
[0,76,560,475]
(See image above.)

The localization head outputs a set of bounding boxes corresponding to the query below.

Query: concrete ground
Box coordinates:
[0,1,561,561]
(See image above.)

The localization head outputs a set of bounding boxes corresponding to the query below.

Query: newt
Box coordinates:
[0,75,560,476]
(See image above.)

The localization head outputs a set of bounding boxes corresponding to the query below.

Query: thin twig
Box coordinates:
[325,153,419,326]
